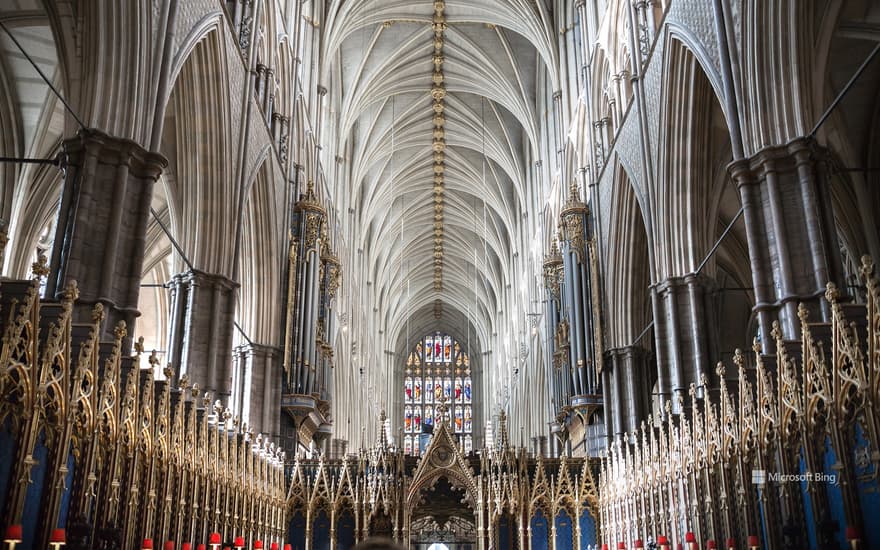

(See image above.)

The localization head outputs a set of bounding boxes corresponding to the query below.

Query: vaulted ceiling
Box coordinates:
[321,1,558,376]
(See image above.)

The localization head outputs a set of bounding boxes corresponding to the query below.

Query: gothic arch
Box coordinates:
[166,12,226,111]
[654,35,731,281]
[807,0,880,267]
[739,0,817,153]
[238,156,286,343]
[604,161,651,349]
[4,161,62,277]
[159,27,237,277]
[405,420,480,510]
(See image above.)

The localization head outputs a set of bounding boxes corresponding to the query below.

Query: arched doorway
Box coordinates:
[409,476,476,550]
[406,401,481,550]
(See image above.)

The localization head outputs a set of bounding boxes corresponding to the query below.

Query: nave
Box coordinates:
[1,0,880,549]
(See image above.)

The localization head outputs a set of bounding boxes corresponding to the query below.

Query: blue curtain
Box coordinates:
[530,509,549,550]
[554,510,573,550]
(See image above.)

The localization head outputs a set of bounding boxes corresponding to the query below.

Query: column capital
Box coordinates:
[63,127,167,178]
[175,268,240,291]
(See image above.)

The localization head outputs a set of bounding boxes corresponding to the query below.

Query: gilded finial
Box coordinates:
[31,252,49,279]
[92,303,106,324]
[62,280,79,302]
[688,382,696,397]
[752,336,762,355]
[715,361,725,379]
[797,302,809,323]
[860,254,874,277]
[179,373,190,393]
[733,348,744,369]
[148,349,160,369]
[162,363,173,380]
[191,382,200,398]
[134,336,145,357]
[825,281,839,303]
[114,321,127,341]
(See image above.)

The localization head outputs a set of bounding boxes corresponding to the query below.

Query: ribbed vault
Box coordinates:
[322,0,554,427]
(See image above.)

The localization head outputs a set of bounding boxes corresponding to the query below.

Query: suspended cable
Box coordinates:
[0,20,86,130]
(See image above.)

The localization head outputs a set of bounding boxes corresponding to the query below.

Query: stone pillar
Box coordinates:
[47,129,166,348]
[651,274,715,413]
[729,137,845,342]
[233,343,280,435]
[605,346,651,436]
[166,269,238,399]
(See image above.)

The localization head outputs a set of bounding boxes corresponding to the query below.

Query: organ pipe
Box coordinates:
[282,180,340,449]
[559,182,600,400]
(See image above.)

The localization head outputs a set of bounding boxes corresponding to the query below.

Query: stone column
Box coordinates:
[233,342,281,435]
[651,274,715,413]
[604,346,651,436]
[166,269,238,399]
[47,128,166,349]
[729,137,845,342]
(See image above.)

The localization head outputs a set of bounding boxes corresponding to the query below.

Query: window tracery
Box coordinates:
[404,333,472,455]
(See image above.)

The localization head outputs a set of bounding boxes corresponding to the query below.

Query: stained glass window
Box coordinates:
[402,332,473,454]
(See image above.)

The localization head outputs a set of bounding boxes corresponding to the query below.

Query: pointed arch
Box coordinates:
[653,35,731,281]
[160,27,238,276]
[605,161,652,349]
[238,155,286,343]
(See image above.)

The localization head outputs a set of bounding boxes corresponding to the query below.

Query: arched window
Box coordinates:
[404,333,473,455]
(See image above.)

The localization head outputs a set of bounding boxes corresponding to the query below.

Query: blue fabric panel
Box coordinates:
[530,510,549,550]
[823,436,847,550]
[798,449,818,550]
[57,449,75,528]
[336,510,356,550]
[288,511,307,550]
[0,417,16,510]
[22,433,49,550]
[853,423,880,549]
[554,511,573,550]
[313,509,331,550]
[499,514,513,550]
[579,511,597,550]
